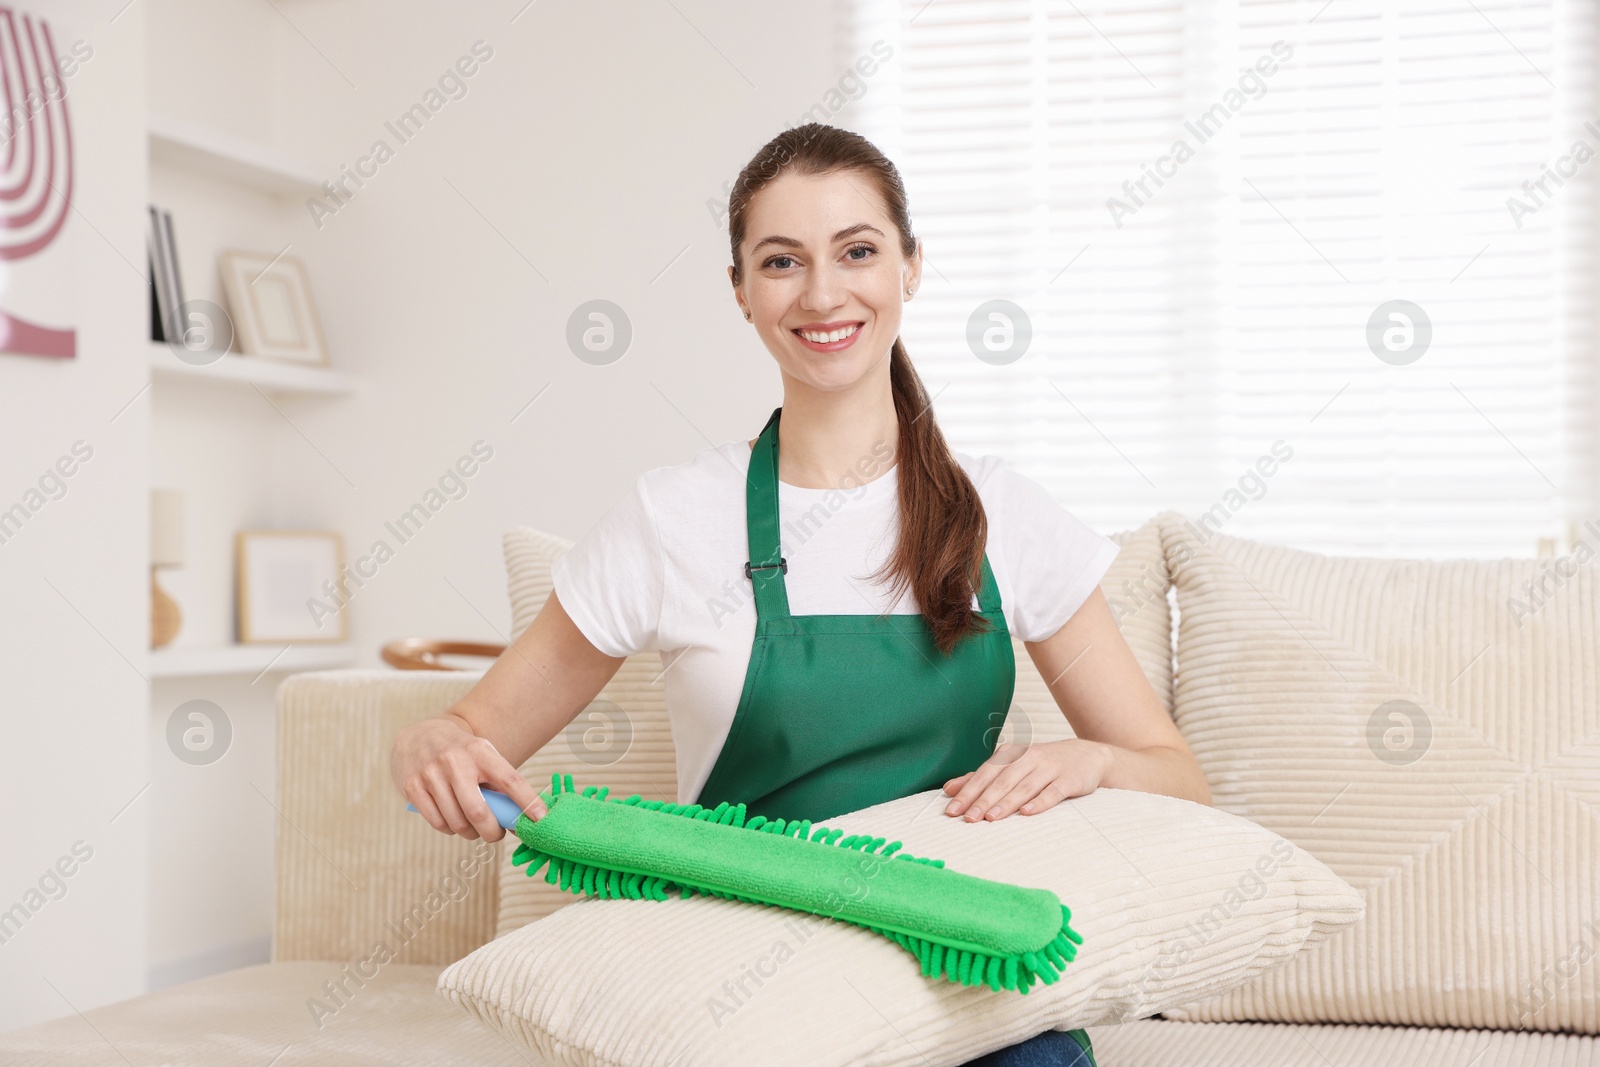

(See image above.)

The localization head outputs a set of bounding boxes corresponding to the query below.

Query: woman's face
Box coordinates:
[730,169,921,393]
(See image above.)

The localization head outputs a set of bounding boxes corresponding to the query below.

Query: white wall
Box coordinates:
[0,0,151,1031]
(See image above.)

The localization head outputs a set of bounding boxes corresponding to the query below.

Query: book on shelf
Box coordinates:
[162,209,185,344]
[147,204,186,344]
[147,245,166,343]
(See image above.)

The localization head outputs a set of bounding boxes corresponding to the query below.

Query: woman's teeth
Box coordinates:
[797,324,860,343]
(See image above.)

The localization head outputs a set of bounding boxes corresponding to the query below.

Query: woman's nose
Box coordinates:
[799,266,845,313]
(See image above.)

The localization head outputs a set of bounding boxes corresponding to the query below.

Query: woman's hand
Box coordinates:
[941,739,1113,821]
[391,712,548,842]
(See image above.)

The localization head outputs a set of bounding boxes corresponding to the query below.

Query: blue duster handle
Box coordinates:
[405,785,523,831]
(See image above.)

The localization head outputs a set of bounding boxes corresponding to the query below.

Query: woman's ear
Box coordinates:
[728,267,749,321]
[906,239,925,297]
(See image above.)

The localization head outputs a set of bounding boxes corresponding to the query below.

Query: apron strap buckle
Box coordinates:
[744,557,788,580]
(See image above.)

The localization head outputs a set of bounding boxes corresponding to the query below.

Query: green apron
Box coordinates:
[696,404,1015,824]
[695,406,1096,1064]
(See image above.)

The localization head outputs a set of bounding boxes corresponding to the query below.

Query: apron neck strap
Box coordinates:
[743,405,1005,619]
[745,406,791,619]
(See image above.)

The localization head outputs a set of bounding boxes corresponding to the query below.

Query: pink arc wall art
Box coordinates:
[0,6,76,360]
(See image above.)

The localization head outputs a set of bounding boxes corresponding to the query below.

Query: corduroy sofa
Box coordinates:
[2,510,1594,1065]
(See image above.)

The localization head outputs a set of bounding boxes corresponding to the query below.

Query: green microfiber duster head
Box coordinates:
[507,772,1082,995]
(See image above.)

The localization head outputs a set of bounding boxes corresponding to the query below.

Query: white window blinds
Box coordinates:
[839,0,1596,557]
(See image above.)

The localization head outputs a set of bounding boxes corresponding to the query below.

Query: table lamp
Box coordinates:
[151,488,186,649]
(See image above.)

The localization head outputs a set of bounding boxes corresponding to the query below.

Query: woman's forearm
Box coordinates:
[1095,741,1213,806]
[440,590,625,770]
[439,676,571,772]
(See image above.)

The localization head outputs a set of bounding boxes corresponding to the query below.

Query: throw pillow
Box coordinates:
[1154,511,1600,1033]
[441,783,1363,1067]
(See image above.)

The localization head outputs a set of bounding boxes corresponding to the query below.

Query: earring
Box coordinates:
[744,310,752,321]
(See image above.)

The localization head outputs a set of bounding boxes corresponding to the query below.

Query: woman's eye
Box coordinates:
[764,245,876,271]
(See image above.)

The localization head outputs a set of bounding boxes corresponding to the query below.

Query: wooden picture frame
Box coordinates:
[218,250,329,365]
[235,529,346,644]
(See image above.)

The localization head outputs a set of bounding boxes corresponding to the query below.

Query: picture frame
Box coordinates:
[218,249,329,365]
[235,530,347,644]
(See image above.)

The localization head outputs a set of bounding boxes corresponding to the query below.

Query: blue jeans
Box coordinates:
[962,1027,1095,1067]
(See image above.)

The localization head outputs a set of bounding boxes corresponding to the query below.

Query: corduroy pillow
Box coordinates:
[439,783,1363,1067]
[494,516,1175,940]
[1153,511,1600,1033]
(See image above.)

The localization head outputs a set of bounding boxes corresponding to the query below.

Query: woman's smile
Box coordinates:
[791,319,865,352]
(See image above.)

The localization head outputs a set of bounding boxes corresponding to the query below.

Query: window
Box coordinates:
[840,0,1596,557]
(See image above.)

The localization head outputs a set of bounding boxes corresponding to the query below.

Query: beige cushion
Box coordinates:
[441,785,1363,1067]
[1087,1017,1599,1066]
[504,524,572,639]
[0,963,542,1066]
[495,517,1173,938]
[1009,516,1174,747]
[1153,511,1600,1033]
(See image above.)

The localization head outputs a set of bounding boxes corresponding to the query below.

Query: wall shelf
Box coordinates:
[140,98,362,1006]
[149,642,357,680]
[149,342,356,396]
[148,110,323,197]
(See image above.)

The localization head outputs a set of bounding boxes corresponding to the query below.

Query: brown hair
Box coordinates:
[726,122,994,656]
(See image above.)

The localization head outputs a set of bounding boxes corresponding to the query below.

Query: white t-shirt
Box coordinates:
[551,437,1120,805]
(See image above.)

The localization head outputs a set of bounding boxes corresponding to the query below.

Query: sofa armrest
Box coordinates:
[272,668,501,965]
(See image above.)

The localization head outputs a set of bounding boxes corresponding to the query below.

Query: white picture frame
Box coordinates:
[218,249,329,365]
[235,530,346,644]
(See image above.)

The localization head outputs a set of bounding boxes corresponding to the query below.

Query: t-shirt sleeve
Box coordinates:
[994,460,1120,643]
[550,474,664,658]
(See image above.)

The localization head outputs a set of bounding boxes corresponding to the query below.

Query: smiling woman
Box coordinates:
[722,130,994,661]
[393,122,1206,1067]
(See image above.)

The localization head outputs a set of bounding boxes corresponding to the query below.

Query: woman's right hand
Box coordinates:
[391,713,548,842]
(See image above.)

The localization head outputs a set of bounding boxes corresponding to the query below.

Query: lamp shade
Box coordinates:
[151,488,186,567]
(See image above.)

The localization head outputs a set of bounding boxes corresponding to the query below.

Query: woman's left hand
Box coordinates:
[942,739,1113,821]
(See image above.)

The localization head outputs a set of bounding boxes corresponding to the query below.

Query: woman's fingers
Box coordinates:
[946,766,997,815]
[489,769,547,822]
[1018,778,1067,815]
[947,745,1033,819]
[942,772,975,794]
[403,778,448,833]
[447,751,506,841]
[423,764,481,839]
[466,737,546,827]
[987,769,1057,819]
[394,717,546,840]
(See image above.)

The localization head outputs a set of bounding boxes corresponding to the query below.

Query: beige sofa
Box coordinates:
[2,511,1593,1065]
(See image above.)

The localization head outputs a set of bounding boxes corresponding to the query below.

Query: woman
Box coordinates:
[392,123,1210,1067]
